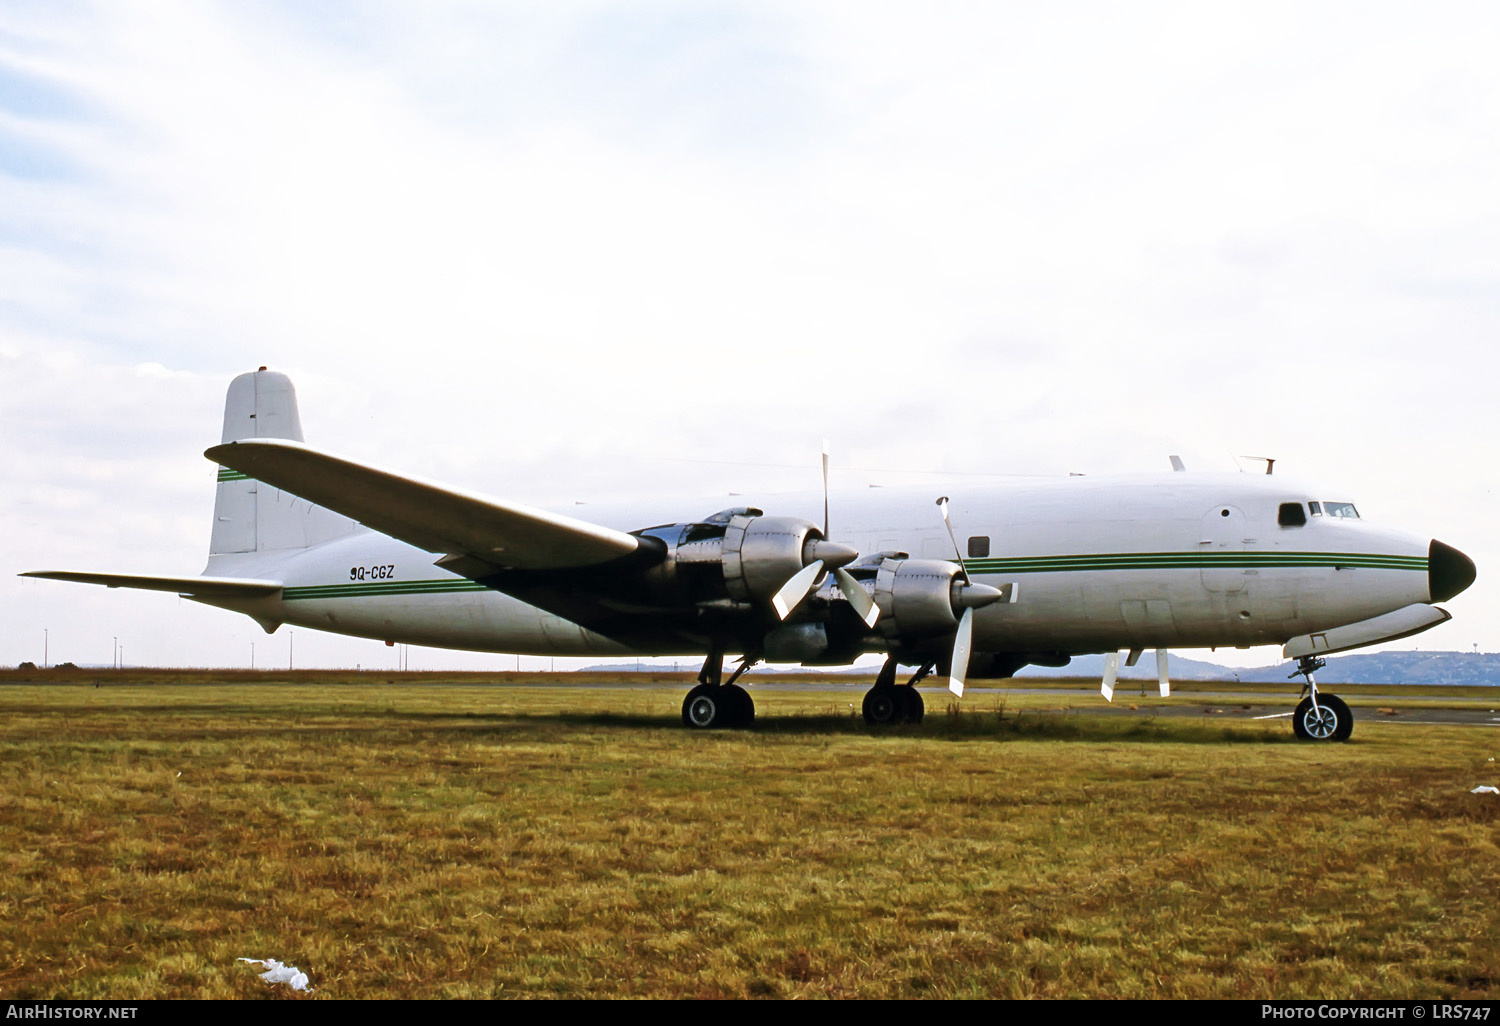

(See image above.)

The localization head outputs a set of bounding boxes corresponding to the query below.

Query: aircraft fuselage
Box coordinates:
[198,471,1446,663]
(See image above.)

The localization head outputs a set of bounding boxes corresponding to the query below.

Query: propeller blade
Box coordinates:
[1156,648,1170,697]
[770,559,824,620]
[821,439,830,538]
[935,496,972,585]
[1101,650,1121,702]
[833,567,879,628]
[948,606,973,696]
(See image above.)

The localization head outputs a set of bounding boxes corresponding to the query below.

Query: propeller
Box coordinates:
[770,442,879,628]
[1100,648,1168,699]
[1101,650,1121,702]
[936,496,985,697]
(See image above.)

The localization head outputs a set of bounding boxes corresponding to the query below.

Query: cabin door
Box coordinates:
[1199,505,1248,593]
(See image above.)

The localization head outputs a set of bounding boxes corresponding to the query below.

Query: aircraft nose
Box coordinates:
[1429,540,1477,602]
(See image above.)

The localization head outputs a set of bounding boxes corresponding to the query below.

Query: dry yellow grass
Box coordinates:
[0,676,1496,999]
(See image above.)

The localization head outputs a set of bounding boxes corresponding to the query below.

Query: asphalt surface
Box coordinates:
[581,680,1500,728]
[709,683,1495,728]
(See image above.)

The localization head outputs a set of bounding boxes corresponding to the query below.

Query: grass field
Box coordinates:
[1,672,1497,999]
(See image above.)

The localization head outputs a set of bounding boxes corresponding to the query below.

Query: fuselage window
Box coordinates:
[1325,502,1360,519]
[1309,501,1322,516]
[1278,502,1307,527]
[968,535,990,558]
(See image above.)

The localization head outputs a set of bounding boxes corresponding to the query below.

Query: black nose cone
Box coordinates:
[1429,540,1477,602]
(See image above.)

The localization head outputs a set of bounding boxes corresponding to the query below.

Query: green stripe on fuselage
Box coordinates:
[279,551,1424,602]
[964,551,1426,574]
[283,579,490,601]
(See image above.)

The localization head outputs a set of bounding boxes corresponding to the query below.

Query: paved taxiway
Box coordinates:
[540,679,1500,728]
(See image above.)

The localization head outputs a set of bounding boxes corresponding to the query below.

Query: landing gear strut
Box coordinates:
[1288,655,1353,742]
[862,657,928,726]
[681,648,756,729]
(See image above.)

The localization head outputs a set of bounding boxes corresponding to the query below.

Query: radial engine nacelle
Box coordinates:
[632,508,857,612]
[869,555,1005,642]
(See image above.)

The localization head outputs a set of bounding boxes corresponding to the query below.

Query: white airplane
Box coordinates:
[24,369,1476,740]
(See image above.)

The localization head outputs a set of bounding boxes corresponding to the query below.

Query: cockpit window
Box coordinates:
[1324,502,1360,519]
[1278,502,1307,527]
[1308,501,1322,516]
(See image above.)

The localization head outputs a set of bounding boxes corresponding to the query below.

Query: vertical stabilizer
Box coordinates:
[221,369,304,446]
[209,369,355,555]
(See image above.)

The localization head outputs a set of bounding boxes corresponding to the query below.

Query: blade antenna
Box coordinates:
[935,496,971,585]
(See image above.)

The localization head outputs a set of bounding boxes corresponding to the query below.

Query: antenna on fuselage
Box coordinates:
[1242,456,1277,475]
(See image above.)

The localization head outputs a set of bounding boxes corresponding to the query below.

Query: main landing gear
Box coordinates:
[681,649,756,729]
[861,657,928,726]
[1289,655,1353,742]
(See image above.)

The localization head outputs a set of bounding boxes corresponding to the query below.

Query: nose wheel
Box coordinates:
[1288,656,1353,742]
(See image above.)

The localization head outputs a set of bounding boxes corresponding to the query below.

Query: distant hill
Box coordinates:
[585,651,1500,686]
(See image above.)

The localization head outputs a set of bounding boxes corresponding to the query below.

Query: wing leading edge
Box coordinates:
[204,439,645,574]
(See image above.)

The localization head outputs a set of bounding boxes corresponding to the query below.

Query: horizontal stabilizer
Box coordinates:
[21,571,282,599]
[205,439,643,572]
[1283,602,1452,659]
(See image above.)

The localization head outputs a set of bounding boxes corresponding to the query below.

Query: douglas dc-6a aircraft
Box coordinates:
[25,369,1477,741]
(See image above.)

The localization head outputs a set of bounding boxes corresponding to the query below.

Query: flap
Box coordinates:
[205,439,642,571]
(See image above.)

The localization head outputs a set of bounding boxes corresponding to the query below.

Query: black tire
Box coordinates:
[863,685,902,726]
[1324,694,1353,741]
[1293,694,1352,742]
[899,686,925,724]
[682,683,725,729]
[725,683,755,728]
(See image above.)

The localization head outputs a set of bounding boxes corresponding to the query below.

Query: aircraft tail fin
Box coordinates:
[209,369,357,555]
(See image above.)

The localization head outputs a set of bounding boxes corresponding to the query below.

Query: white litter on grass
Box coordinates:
[1471,786,1499,795]
[238,957,311,991]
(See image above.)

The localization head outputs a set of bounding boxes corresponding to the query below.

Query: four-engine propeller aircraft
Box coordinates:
[24,369,1477,740]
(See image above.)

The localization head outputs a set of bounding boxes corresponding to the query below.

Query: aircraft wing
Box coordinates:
[204,438,644,572]
[20,571,282,599]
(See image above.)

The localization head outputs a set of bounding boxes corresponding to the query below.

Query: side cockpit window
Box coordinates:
[1309,501,1322,516]
[1278,502,1307,527]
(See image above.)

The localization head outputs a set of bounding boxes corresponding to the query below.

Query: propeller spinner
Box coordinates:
[770,442,880,628]
[937,496,1003,697]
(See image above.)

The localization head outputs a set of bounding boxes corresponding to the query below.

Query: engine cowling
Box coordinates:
[721,513,821,604]
[635,508,855,611]
[867,554,1005,644]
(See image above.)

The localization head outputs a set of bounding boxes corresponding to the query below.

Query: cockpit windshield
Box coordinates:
[1323,501,1360,519]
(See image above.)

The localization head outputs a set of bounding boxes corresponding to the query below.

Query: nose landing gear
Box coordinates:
[1289,655,1353,742]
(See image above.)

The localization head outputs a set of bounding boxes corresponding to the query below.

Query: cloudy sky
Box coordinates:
[3,1,1495,672]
